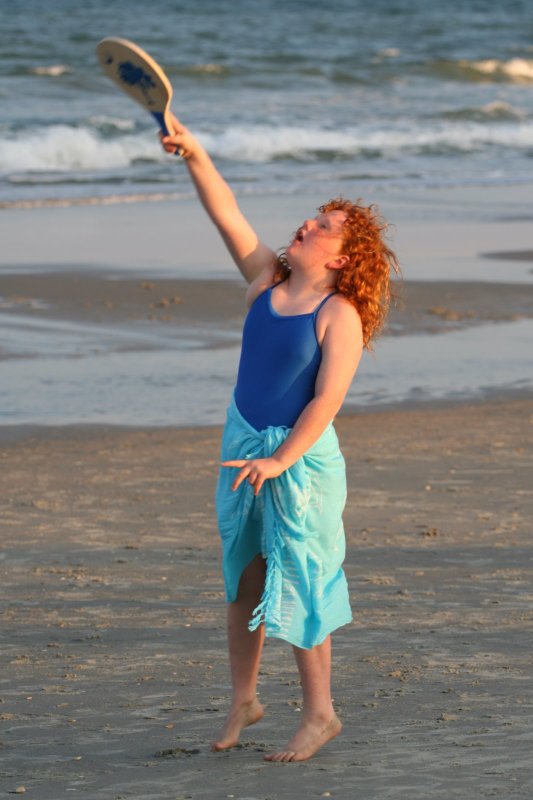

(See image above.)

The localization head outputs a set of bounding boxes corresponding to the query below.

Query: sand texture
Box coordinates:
[1,397,532,798]
[2,272,533,335]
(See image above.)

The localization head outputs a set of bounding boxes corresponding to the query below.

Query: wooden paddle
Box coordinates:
[96,37,183,155]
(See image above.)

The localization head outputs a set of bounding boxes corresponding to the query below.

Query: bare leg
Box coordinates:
[264,635,342,762]
[211,554,266,751]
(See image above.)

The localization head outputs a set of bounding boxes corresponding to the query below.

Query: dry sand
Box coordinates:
[1,396,532,798]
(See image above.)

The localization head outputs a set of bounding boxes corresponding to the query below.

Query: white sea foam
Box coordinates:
[373,47,401,63]
[89,115,136,132]
[480,101,525,119]
[1,118,533,176]
[29,64,71,77]
[200,122,533,160]
[190,63,227,74]
[441,101,525,123]
[0,192,186,210]
[460,57,533,83]
[199,126,365,161]
[0,125,162,173]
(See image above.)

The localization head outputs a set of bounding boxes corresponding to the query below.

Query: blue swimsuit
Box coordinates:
[216,282,353,649]
[234,283,338,430]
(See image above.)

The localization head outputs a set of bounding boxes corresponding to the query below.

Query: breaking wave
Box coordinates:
[430,57,533,83]
[0,125,162,173]
[1,119,533,176]
[439,101,525,122]
[29,64,71,77]
[201,122,533,161]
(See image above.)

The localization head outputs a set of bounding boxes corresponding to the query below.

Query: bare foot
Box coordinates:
[264,713,342,762]
[211,698,264,751]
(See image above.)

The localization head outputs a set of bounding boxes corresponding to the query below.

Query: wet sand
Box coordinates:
[482,250,533,262]
[2,271,533,338]
[1,396,533,798]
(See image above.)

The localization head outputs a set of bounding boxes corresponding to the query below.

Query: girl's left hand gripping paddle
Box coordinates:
[96,37,183,155]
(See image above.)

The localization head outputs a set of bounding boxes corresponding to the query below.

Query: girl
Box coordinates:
[161,114,399,762]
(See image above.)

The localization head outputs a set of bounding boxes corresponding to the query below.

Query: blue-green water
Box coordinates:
[1,0,533,207]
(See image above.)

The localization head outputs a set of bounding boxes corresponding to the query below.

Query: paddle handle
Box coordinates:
[151,111,182,157]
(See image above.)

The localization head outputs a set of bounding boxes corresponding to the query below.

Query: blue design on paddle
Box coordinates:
[98,44,177,151]
[116,60,173,138]
[118,60,156,106]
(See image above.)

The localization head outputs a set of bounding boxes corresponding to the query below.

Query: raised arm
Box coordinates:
[161,112,277,284]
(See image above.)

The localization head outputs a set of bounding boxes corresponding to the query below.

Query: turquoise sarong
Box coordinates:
[215,396,352,650]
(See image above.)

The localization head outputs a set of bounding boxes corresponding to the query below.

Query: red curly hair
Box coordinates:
[274,197,401,349]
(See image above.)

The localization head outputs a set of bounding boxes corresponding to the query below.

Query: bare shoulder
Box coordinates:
[328,293,361,318]
[319,293,363,346]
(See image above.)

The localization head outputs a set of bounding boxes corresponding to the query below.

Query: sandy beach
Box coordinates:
[0,400,533,800]
[3,2,533,794]
[1,395,532,798]
[1,190,533,799]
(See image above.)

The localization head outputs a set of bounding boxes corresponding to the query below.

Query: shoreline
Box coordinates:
[1,386,533,446]
[2,269,533,431]
[1,185,533,284]
[2,184,533,430]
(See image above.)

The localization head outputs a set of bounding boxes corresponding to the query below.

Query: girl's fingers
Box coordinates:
[160,138,177,153]
[232,466,252,491]
[220,459,269,493]
[161,133,185,154]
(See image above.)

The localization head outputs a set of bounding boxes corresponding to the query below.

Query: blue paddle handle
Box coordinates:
[151,111,181,156]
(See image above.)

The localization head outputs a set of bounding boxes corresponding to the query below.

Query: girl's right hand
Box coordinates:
[160,111,198,160]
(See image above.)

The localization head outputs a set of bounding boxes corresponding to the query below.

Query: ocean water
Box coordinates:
[1,0,533,208]
[1,0,533,427]
[1,314,532,427]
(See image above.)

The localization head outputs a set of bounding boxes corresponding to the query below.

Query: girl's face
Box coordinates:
[286,210,347,269]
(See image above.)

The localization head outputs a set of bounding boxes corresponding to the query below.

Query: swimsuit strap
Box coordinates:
[266,279,287,299]
[268,281,338,316]
[312,290,339,317]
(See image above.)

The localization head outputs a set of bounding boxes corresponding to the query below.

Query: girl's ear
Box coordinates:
[325,254,349,271]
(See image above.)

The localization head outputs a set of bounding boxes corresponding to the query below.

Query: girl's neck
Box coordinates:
[284,268,336,296]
